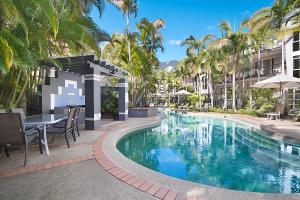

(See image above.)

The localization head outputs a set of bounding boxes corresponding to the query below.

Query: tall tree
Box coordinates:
[218,20,253,111]
[0,0,111,108]
[136,18,165,54]
[107,0,138,104]
[182,35,215,106]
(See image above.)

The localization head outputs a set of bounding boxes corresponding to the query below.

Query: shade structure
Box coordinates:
[251,74,300,101]
[174,90,192,96]
[251,74,300,89]
[172,90,191,104]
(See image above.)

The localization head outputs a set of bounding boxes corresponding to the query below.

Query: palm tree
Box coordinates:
[182,35,215,106]
[107,0,138,104]
[0,0,111,108]
[210,48,230,109]
[249,0,296,75]
[218,20,253,111]
[136,18,165,54]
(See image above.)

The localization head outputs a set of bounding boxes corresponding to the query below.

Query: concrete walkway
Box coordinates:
[0,114,300,200]
[0,160,155,200]
[0,118,157,200]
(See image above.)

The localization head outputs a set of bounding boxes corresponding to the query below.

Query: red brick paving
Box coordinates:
[164,190,178,200]
[154,187,169,199]
[132,179,146,189]
[91,130,185,200]
[139,181,154,192]
[147,184,162,196]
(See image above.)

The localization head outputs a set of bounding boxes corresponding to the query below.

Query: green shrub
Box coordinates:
[208,107,265,117]
[169,103,176,109]
[258,103,274,113]
[188,93,204,110]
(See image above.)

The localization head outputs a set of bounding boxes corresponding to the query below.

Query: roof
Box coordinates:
[55,55,128,78]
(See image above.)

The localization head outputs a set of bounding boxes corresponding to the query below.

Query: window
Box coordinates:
[202,76,207,90]
[293,56,300,78]
[293,32,300,52]
[262,59,271,74]
[254,61,259,69]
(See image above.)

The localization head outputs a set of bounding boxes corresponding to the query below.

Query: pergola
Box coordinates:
[52,55,128,130]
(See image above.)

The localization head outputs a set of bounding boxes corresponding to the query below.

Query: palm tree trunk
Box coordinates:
[209,71,214,108]
[258,48,261,81]
[224,72,227,109]
[15,71,29,106]
[242,74,245,96]
[281,36,285,74]
[126,12,134,105]
[10,69,22,103]
[232,66,236,111]
[249,89,253,109]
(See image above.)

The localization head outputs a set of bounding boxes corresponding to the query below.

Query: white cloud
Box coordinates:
[207,25,215,31]
[168,40,182,46]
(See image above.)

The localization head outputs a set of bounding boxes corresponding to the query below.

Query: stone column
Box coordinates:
[84,72,101,130]
[118,78,128,121]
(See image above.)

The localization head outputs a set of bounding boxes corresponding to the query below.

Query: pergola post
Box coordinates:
[85,71,101,130]
[118,78,128,121]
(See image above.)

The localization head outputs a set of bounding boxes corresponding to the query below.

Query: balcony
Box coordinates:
[225,64,282,83]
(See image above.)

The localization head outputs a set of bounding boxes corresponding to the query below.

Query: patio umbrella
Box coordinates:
[173,90,191,103]
[251,74,300,97]
[174,90,192,95]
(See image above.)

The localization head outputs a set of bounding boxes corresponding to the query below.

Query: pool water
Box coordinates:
[117,111,300,193]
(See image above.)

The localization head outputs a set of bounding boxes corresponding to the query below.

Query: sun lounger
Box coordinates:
[181,104,189,114]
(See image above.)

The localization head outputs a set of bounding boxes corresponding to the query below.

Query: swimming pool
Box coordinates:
[117,111,300,193]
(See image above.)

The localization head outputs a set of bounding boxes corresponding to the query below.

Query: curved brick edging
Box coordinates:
[92,130,185,200]
[93,115,300,200]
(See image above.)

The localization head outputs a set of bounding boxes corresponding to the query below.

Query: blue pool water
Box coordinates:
[117,111,300,193]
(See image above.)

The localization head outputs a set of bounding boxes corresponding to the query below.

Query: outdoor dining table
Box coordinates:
[24,113,68,155]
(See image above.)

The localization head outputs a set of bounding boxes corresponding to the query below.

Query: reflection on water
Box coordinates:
[117,111,300,193]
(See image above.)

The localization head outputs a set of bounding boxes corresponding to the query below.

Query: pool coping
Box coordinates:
[93,114,300,200]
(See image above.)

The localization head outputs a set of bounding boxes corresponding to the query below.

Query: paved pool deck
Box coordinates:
[0,113,300,200]
[188,112,300,144]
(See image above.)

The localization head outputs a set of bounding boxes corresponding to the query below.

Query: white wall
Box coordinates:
[285,32,300,77]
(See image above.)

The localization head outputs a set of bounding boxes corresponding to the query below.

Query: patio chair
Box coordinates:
[0,110,7,157]
[72,107,81,137]
[149,103,155,108]
[194,102,201,111]
[203,103,210,112]
[180,103,189,114]
[47,108,76,148]
[11,108,36,130]
[288,109,298,119]
[53,107,81,137]
[0,113,42,166]
[11,108,43,154]
[266,104,285,120]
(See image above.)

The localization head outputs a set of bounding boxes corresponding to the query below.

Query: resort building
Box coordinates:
[193,32,300,109]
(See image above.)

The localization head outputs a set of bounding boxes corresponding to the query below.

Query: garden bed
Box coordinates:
[128,107,158,118]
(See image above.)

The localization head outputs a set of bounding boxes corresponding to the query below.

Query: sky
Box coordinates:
[90,0,274,62]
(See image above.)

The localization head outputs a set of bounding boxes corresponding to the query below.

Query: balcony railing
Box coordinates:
[225,64,282,83]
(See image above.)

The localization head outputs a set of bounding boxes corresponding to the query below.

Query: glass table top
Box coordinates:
[24,114,67,125]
